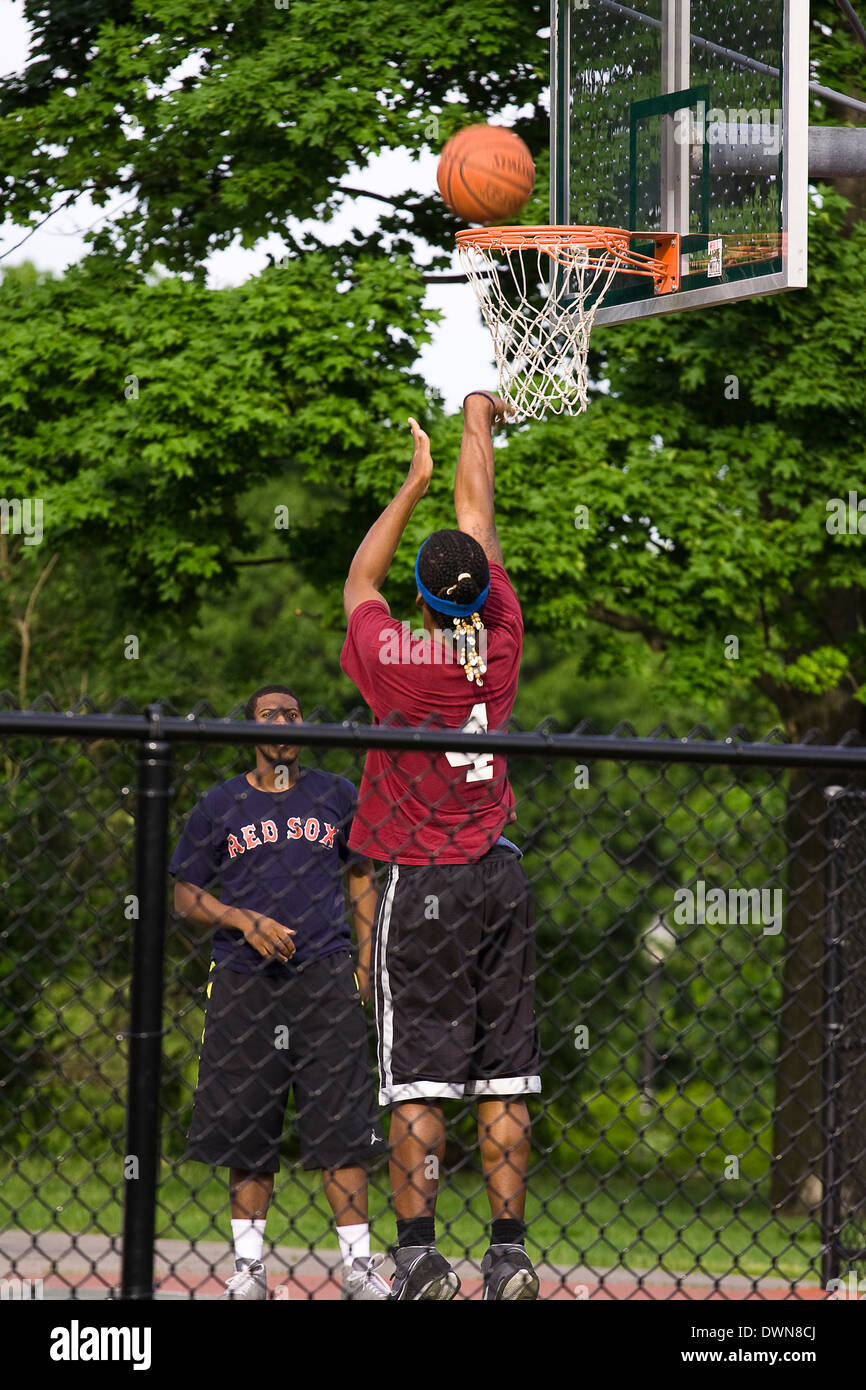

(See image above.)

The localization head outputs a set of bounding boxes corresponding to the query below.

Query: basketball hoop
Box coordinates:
[456,226,680,421]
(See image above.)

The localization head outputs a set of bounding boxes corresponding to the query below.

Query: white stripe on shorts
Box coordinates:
[375,864,399,1094]
[463,1076,543,1097]
[380,1077,542,1104]
[383,1080,467,1103]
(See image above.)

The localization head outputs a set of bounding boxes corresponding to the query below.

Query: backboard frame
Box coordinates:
[550,0,809,325]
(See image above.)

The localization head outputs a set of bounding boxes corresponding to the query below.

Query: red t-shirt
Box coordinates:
[340,562,523,864]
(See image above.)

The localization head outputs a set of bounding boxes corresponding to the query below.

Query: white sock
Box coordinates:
[231,1218,266,1264]
[338,1222,370,1266]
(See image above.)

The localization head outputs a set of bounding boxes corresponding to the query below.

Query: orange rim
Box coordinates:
[456,225,680,294]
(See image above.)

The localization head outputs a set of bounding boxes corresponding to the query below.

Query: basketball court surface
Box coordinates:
[2,1230,830,1300]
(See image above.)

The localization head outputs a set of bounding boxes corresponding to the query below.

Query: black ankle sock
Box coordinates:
[397,1218,436,1248]
[491,1218,526,1247]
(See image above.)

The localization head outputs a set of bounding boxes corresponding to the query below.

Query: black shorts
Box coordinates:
[185,951,386,1172]
[371,849,541,1104]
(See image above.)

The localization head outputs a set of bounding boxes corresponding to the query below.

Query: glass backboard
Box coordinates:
[550,0,808,323]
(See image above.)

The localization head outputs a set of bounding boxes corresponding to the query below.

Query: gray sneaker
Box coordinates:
[341,1253,392,1301]
[481,1244,539,1300]
[220,1258,268,1300]
[389,1245,460,1301]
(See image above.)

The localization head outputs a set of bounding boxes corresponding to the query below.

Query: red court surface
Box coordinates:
[2,1231,830,1300]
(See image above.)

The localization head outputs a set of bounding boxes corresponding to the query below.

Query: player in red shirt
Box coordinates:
[341,390,540,1300]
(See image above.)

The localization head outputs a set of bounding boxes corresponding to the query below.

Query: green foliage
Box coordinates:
[810,1,866,122]
[0,252,432,620]
[0,0,547,273]
[784,645,851,695]
[2,5,865,737]
[0,739,137,1152]
[2,0,865,1270]
[512,751,788,1133]
[474,191,866,728]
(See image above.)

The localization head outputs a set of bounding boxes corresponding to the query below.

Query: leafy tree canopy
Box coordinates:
[0,0,548,273]
[1,0,865,740]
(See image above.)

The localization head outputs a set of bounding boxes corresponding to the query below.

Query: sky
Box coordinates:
[0,0,494,411]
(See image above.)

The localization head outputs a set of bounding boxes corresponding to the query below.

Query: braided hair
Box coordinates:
[416,529,490,686]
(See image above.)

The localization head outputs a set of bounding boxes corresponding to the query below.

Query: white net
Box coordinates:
[456,228,635,421]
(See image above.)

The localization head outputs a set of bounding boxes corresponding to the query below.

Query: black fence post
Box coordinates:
[121,706,172,1300]
[821,786,844,1289]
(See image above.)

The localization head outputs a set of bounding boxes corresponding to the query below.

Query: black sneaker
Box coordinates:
[389,1245,460,1301]
[481,1244,539,1300]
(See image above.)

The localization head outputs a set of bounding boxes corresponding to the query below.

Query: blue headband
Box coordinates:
[415,541,490,618]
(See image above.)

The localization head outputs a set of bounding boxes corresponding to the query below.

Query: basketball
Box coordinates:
[437,124,535,225]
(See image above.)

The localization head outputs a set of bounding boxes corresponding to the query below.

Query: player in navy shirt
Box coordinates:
[174,766,361,973]
[171,684,389,1300]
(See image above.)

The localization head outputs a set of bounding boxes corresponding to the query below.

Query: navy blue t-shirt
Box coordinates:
[169,767,364,974]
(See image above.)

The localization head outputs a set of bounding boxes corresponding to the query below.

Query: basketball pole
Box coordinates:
[702,127,866,179]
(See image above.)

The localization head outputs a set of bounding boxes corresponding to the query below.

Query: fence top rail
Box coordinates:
[1,708,866,769]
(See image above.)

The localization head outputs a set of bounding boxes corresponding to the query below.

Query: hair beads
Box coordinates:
[454,612,486,687]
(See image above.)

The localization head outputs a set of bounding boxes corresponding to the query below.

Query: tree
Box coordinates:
[0,249,434,694]
[502,189,866,1211]
[0,0,547,273]
[0,0,549,696]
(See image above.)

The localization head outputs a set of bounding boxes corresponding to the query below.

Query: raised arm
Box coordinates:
[343,417,433,619]
[453,391,506,567]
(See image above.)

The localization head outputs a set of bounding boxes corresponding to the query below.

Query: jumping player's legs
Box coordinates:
[389,1101,446,1219]
[472,861,540,1300]
[377,855,539,1300]
[387,1097,458,1301]
[389,1100,529,1221]
[478,1098,531,1221]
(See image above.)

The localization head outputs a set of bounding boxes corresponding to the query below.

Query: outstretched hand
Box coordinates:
[407,416,433,495]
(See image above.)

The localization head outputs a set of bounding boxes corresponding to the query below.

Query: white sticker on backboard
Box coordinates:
[707,239,723,279]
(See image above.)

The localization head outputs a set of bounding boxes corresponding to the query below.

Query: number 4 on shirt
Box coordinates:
[445,702,494,783]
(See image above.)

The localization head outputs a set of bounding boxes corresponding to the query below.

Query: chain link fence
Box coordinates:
[823,787,866,1289]
[2,698,866,1301]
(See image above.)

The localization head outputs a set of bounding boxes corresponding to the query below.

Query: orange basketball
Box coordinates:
[437,124,535,225]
